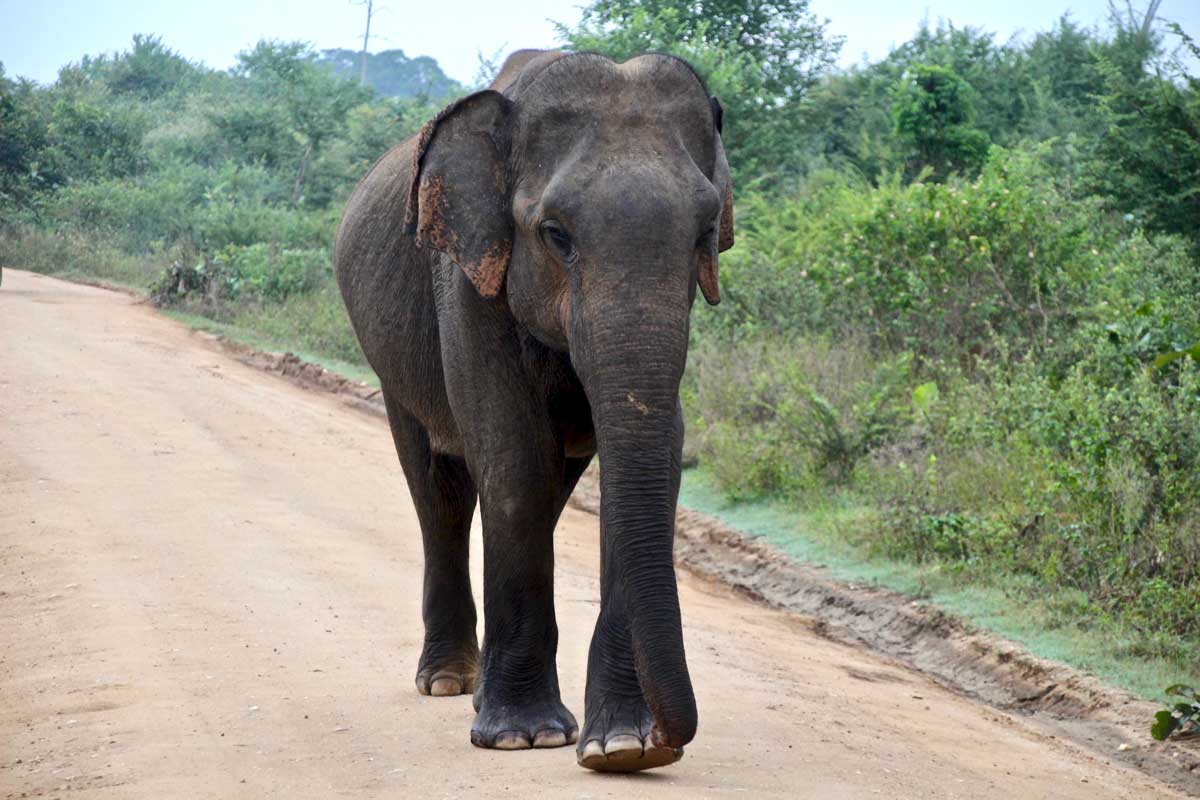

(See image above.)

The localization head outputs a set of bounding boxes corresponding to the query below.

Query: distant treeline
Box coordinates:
[315,48,462,99]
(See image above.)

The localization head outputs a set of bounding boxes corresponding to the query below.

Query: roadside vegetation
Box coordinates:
[2,3,1197,699]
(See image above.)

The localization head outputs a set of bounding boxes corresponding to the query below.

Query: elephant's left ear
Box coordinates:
[405,90,515,298]
[698,96,734,306]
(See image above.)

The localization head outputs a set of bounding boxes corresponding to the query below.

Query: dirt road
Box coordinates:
[0,270,1182,799]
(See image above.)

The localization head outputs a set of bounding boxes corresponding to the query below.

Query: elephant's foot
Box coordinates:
[415,639,479,697]
[470,691,579,750]
[577,693,683,772]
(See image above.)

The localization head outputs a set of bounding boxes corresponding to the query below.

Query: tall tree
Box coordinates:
[892,63,990,180]
[0,65,49,208]
[1088,24,1200,245]
[556,0,842,184]
[232,41,371,205]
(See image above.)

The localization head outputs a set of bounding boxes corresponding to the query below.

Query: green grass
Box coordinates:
[680,466,1200,702]
[226,283,369,368]
[0,224,172,291]
[164,309,380,388]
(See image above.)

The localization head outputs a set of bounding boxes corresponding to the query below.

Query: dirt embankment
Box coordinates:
[1,268,1193,798]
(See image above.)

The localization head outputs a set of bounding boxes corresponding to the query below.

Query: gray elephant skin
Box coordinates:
[333,48,734,772]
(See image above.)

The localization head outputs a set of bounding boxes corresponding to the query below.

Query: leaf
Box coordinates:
[1151,709,1180,741]
[1152,342,1200,370]
[912,381,940,415]
[1164,684,1197,698]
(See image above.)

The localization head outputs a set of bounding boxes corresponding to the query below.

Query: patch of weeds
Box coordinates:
[1151,685,1200,741]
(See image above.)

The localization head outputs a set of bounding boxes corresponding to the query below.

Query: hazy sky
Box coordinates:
[1,0,1197,85]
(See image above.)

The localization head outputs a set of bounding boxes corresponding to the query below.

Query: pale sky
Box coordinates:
[1,0,1197,85]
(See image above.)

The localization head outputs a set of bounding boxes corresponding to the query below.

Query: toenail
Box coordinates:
[604,734,644,760]
[429,677,462,696]
[493,730,532,750]
[533,729,567,748]
[579,739,605,762]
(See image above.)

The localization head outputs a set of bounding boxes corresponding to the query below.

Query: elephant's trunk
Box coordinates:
[573,293,697,749]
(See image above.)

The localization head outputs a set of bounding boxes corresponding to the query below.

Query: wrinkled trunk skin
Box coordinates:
[572,286,697,748]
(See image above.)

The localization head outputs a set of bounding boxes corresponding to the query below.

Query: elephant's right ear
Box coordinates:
[698,96,734,306]
[405,91,514,298]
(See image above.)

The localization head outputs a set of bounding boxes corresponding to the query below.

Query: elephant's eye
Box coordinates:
[540,220,578,265]
[696,225,717,249]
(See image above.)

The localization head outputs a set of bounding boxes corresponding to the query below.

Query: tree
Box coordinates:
[230,41,372,205]
[796,20,1024,183]
[892,64,990,181]
[1018,16,1108,142]
[1087,24,1200,246]
[571,0,839,102]
[316,48,462,99]
[0,65,49,208]
[556,0,841,184]
[99,35,200,100]
[32,71,151,185]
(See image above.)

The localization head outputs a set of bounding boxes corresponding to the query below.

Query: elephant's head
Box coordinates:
[406,52,735,749]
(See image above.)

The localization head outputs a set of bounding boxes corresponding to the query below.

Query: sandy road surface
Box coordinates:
[0,270,1182,799]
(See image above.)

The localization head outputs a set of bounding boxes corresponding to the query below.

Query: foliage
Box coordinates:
[554,0,840,184]
[1086,24,1200,247]
[701,146,1123,363]
[151,243,329,306]
[0,66,49,207]
[686,337,912,496]
[792,16,1185,189]
[316,48,463,99]
[685,128,1200,658]
[0,34,423,380]
[1151,685,1200,741]
[892,64,990,180]
[228,41,376,205]
[73,34,203,100]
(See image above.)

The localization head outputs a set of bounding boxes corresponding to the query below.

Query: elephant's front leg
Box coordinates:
[576,585,684,771]
[469,450,579,750]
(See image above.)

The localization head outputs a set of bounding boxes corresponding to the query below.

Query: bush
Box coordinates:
[685,336,913,497]
[859,352,1200,643]
[0,223,178,288]
[225,243,329,301]
[702,146,1118,363]
[151,243,329,306]
[194,200,334,251]
[229,283,363,365]
[42,163,206,248]
[687,138,1200,653]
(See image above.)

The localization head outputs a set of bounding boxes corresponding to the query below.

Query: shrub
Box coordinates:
[0,223,177,288]
[224,244,328,301]
[862,353,1200,642]
[230,283,364,365]
[702,145,1118,363]
[151,243,329,306]
[685,336,913,496]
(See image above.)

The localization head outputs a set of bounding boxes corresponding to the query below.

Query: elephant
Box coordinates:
[333,48,733,772]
